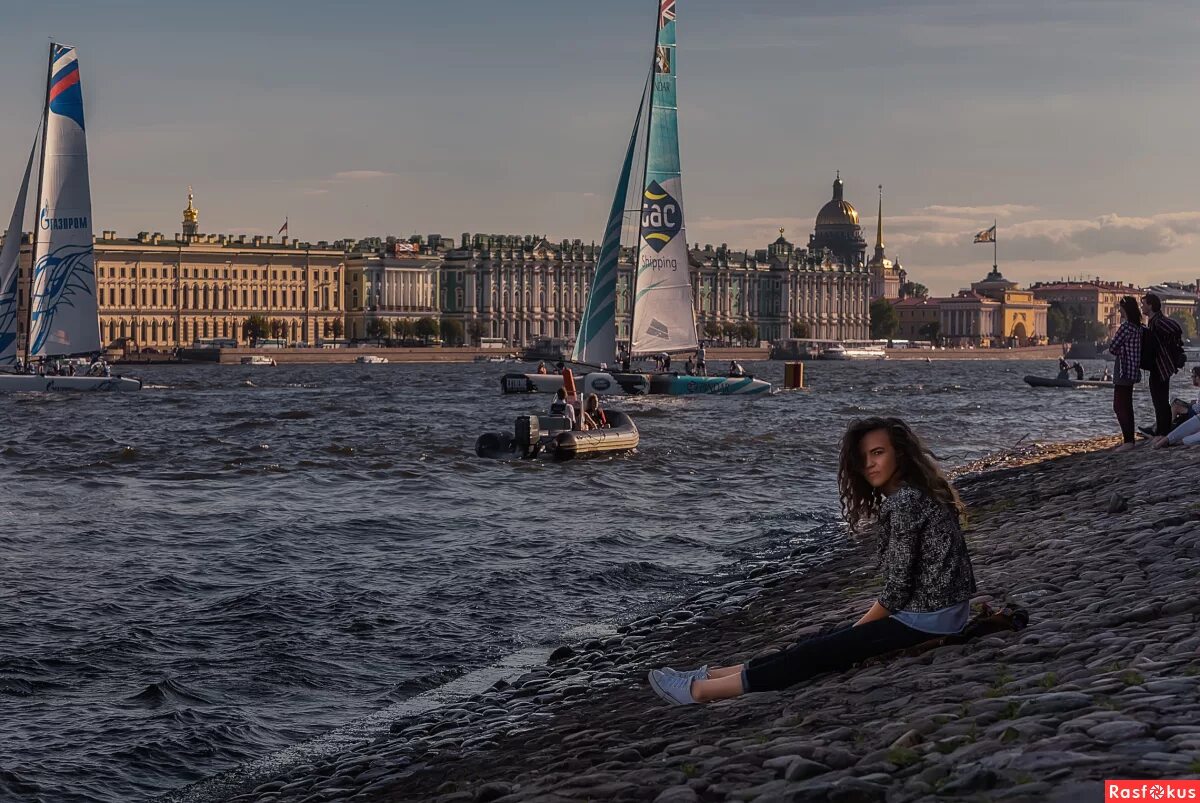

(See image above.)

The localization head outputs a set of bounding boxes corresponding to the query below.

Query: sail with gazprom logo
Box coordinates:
[40,207,88,230]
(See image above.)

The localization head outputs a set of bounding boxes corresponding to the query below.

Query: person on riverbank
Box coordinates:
[1140,293,1186,437]
[1153,366,1200,448]
[1107,296,1143,452]
[647,417,977,706]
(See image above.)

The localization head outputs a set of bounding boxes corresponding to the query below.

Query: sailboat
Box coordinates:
[0,44,141,392]
[502,0,769,397]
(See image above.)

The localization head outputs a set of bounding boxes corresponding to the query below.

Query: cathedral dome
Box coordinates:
[815,176,859,228]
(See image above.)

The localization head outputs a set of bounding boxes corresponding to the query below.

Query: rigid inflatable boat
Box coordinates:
[476,410,639,461]
[1023,375,1112,389]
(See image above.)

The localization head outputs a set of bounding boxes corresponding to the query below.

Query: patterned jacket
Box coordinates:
[1146,314,1184,380]
[876,485,977,613]
[1107,321,1143,384]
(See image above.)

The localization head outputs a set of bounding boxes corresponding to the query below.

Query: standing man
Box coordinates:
[1141,293,1185,437]
[696,342,707,377]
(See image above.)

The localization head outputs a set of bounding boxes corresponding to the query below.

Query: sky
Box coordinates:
[1,0,1198,295]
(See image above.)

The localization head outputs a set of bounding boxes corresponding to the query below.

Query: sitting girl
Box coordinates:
[648,417,977,705]
[1153,366,1200,447]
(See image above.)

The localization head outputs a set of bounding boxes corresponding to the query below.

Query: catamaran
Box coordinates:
[502,0,769,397]
[0,44,141,392]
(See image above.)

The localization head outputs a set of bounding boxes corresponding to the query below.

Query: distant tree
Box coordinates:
[918,321,941,342]
[440,318,465,346]
[244,314,270,343]
[791,320,811,339]
[395,318,416,342]
[901,281,929,299]
[704,321,723,340]
[1046,304,1070,342]
[331,319,344,339]
[737,321,758,345]
[416,317,439,343]
[467,320,486,345]
[869,298,899,339]
[721,321,739,346]
[268,318,286,338]
[366,318,391,342]
[1170,310,1198,341]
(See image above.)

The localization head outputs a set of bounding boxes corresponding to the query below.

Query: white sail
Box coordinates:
[629,2,698,355]
[0,133,39,367]
[29,43,101,359]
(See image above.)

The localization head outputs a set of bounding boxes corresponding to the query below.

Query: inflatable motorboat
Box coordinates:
[1024,375,1112,389]
[476,410,639,461]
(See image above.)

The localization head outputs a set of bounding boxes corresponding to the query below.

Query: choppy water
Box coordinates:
[1,358,1126,801]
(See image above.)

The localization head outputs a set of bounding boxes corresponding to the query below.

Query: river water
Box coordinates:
[0,358,1127,801]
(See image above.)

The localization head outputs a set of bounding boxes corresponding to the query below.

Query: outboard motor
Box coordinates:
[475,432,515,459]
[514,415,540,457]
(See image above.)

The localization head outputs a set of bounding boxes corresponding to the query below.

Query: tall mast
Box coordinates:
[627,4,662,360]
[24,43,53,365]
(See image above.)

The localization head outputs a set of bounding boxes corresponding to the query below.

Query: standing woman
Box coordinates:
[647,417,977,705]
[1107,296,1143,452]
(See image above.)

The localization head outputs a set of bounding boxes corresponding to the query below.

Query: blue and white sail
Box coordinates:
[630,0,698,356]
[572,88,648,366]
[28,44,101,359]
[0,134,38,367]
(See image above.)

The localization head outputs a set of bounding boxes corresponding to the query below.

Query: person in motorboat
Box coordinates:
[1101,366,1112,382]
[646,417,977,706]
[1056,356,1070,380]
[728,360,745,377]
[554,361,565,374]
[549,387,576,430]
[1071,361,1084,380]
[581,393,608,430]
[536,361,548,375]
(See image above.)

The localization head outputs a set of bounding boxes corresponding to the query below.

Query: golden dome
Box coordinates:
[183,186,198,223]
[816,199,859,227]
[815,174,859,227]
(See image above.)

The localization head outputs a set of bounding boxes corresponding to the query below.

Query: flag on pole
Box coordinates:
[278,217,289,236]
[973,225,996,243]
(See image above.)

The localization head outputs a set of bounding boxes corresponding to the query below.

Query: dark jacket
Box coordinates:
[876,485,977,612]
[1145,313,1184,380]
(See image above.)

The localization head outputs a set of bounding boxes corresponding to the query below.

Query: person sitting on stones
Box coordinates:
[647,416,978,705]
[1153,366,1200,448]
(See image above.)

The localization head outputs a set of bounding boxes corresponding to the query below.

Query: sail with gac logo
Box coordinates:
[0,44,140,391]
[629,0,698,356]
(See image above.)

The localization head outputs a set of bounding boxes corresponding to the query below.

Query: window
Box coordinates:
[120,288,126,305]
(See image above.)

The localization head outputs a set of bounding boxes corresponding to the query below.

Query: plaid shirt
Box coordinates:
[1147,314,1184,380]
[1108,321,1143,383]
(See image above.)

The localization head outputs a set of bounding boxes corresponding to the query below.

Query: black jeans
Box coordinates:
[1149,372,1172,436]
[1113,383,1135,443]
[742,617,931,693]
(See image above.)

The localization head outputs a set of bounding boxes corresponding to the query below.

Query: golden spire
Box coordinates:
[183,186,198,224]
[779,227,785,238]
[875,184,883,250]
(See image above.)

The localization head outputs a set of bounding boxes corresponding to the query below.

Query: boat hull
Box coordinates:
[1023,375,1111,389]
[501,371,770,396]
[476,410,639,461]
[0,374,142,392]
[649,374,772,395]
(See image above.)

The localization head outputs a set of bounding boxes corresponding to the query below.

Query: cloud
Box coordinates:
[331,170,397,180]
[920,204,1039,219]
[301,188,329,196]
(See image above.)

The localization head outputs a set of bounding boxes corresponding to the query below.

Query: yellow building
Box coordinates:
[10,191,347,351]
[938,269,1049,346]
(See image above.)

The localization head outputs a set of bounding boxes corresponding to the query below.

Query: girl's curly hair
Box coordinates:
[838,417,964,533]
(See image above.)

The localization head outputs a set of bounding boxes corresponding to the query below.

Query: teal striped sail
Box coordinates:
[630,0,698,356]
[572,89,646,366]
[0,134,38,367]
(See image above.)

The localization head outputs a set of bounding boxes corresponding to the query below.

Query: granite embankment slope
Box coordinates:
[234,438,1200,802]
